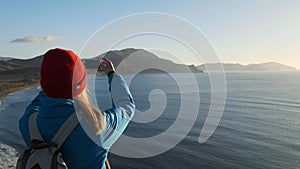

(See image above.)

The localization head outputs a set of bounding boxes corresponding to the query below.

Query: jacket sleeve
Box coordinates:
[100,72,135,149]
[19,91,44,147]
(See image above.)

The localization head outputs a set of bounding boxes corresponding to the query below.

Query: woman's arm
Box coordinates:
[108,72,135,119]
[98,58,135,148]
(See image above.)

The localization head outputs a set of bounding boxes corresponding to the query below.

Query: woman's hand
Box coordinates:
[97,57,115,74]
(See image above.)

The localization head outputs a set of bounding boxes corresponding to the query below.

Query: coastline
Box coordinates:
[0,80,38,168]
[0,80,39,101]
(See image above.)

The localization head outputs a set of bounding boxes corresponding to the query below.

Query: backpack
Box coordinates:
[17,112,80,169]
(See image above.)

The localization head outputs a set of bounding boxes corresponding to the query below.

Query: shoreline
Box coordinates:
[0,81,39,101]
[0,81,38,168]
[0,82,37,168]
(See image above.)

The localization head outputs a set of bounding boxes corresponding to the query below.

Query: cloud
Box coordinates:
[10,36,60,43]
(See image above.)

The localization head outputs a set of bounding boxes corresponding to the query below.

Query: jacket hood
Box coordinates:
[38,91,75,118]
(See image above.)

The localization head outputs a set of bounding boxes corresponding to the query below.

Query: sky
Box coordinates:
[0,0,299,68]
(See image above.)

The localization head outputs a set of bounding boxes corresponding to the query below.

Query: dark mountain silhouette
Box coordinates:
[0,60,15,71]
[0,49,202,77]
[7,55,43,67]
[0,57,13,61]
[0,49,296,75]
[0,48,297,98]
[244,62,296,71]
[83,48,202,73]
[0,56,43,98]
[0,49,202,98]
[0,56,43,76]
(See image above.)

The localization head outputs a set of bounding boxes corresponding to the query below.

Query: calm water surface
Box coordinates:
[0,72,299,169]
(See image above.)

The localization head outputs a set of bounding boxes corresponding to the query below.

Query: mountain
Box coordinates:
[0,49,297,99]
[0,57,13,61]
[197,62,296,72]
[0,49,202,98]
[0,57,16,71]
[0,49,202,77]
[1,49,296,76]
[244,62,296,71]
[7,55,43,67]
[0,60,15,71]
[0,55,43,76]
[0,56,42,98]
[84,48,202,73]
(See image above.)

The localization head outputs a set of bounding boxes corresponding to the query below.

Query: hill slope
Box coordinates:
[0,49,202,98]
[0,56,42,98]
[84,48,202,73]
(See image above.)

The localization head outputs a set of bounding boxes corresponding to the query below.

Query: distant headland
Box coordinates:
[197,62,297,72]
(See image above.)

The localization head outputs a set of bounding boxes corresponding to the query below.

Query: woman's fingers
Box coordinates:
[104,57,115,72]
[98,57,115,73]
[103,57,112,63]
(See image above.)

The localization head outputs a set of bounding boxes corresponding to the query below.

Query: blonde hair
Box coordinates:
[74,88,106,135]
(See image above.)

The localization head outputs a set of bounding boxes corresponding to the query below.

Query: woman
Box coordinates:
[19,48,135,169]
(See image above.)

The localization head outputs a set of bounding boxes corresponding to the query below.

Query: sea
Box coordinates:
[0,71,299,169]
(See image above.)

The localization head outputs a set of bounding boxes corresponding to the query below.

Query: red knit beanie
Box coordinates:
[40,48,86,99]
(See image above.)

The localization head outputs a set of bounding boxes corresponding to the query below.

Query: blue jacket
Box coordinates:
[19,73,135,169]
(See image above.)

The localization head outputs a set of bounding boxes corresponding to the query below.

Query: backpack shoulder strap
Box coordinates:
[29,112,44,141]
[51,113,82,148]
